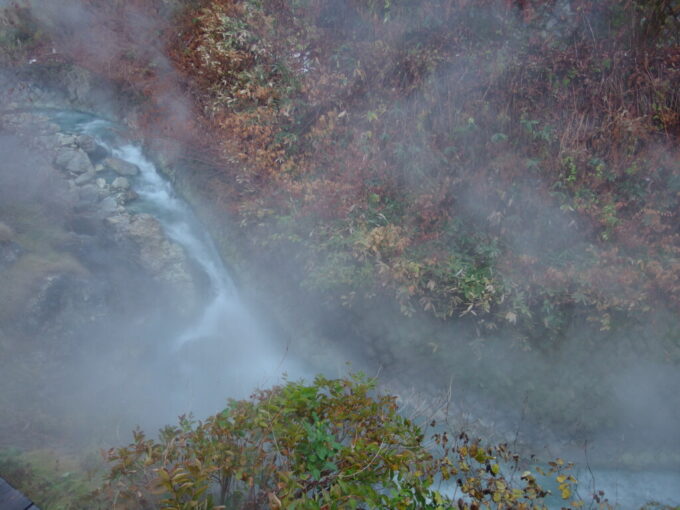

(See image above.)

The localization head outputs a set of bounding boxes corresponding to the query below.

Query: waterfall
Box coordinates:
[60,113,303,415]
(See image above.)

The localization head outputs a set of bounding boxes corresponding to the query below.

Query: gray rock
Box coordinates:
[74,171,96,186]
[102,156,139,176]
[76,134,108,160]
[95,178,108,189]
[54,148,95,174]
[105,211,131,225]
[115,189,138,205]
[111,176,130,190]
[76,134,97,153]
[64,66,93,103]
[107,213,191,286]
[100,196,118,214]
[78,184,100,204]
[56,133,77,146]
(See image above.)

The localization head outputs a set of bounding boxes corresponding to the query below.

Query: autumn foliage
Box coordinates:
[157,0,680,342]
[7,0,679,343]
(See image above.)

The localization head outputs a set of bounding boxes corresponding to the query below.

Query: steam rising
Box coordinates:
[1,1,679,508]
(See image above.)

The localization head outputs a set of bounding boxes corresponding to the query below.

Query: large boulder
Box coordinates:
[54,147,94,174]
[102,156,139,177]
[105,213,192,288]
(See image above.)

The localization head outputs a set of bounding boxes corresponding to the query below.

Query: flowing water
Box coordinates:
[52,111,303,418]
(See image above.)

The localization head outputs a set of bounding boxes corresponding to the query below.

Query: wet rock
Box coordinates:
[106,213,192,287]
[111,176,130,190]
[100,196,119,215]
[76,134,108,161]
[115,189,138,206]
[102,156,139,177]
[74,170,96,186]
[54,148,94,174]
[55,133,77,147]
[75,134,96,153]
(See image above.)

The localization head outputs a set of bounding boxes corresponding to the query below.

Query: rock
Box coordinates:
[67,215,101,236]
[100,196,119,215]
[55,133,77,147]
[106,213,191,286]
[77,184,100,205]
[75,134,96,153]
[54,148,95,174]
[74,171,96,186]
[64,66,93,103]
[102,156,139,177]
[104,212,131,229]
[111,176,130,190]
[115,190,138,206]
[94,164,105,173]
[76,134,108,161]
[95,178,108,189]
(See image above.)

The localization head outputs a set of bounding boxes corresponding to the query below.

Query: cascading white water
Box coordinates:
[105,143,235,349]
[68,114,303,414]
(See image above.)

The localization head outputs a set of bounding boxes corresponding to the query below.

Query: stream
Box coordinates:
[51,110,303,417]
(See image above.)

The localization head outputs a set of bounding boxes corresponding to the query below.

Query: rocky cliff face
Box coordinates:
[0,74,201,447]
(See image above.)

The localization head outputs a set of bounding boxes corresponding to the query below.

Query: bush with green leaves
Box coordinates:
[95,375,587,510]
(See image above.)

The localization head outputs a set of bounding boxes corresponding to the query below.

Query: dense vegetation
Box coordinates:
[153,0,680,346]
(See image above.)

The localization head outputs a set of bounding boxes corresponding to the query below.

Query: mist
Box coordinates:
[1,0,679,508]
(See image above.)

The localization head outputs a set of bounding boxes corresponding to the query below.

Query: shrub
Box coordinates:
[96,375,586,509]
